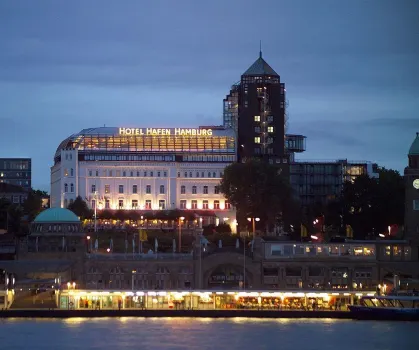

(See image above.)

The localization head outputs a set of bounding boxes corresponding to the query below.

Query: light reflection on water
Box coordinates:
[0,318,417,350]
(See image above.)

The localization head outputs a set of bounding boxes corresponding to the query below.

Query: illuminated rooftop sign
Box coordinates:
[119,128,213,136]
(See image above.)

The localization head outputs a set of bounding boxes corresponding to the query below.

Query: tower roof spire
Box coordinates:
[259,40,262,58]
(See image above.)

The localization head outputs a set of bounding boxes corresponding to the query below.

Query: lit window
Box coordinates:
[145,200,152,209]
[225,200,231,209]
[268,126,274,132]
[254,115,260,122]
[214,200,220,209]
[202,200,209,209]
[118,200,124,209]
[159,200,165,210]
[254,137,261,144]
[191,200,197,209]
[132,200,138,209]
[180,200,186,209]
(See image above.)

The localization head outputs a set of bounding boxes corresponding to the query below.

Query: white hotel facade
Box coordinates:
[50,127,237,230]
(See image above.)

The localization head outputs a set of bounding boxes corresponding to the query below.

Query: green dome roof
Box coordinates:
[409,133,419,155]
[34,208,80,223]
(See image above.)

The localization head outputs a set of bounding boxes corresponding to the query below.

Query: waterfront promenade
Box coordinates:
[1,308,418,321]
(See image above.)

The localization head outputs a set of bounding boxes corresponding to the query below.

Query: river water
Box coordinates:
[0,318,417,350]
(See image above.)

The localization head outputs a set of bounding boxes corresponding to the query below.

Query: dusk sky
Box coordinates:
[0,0,418,192]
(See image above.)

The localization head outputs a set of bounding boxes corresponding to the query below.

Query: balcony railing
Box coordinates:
[86,252,193,261]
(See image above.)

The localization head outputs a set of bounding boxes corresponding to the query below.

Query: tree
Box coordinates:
[328,167,405,239]
[219,159,291,230]
[23,190,43,221]
[68,196,92,219]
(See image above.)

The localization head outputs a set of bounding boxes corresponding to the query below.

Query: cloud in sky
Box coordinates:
[0,0,418,191]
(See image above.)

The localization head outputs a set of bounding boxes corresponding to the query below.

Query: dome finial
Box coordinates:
[259,40,262,58]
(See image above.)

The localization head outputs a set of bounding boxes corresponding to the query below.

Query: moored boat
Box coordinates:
[348,295,419,321]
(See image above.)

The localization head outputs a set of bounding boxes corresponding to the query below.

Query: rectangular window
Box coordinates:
[109,170,113,177]
[203,186,208,194]
[132,185,137,194]
[157,171,161,177]
[268,126,274,132]
[414,200,419,211]
[159,200,165,210]
[254,126,260,132]
[192,186,197,194]
[145,200,152,210]
[254,148,261,154]
[118,185,124,194]
[214,200,220,209]
[105,199,110,209]
[96,170,99,177]
[225,200,231,209]
[164,171,167,177]
[105,185,110,194]
[267,116,273,122]
[214,186,220,194]
[192,200,198,209]
[180,200,186,209]
[146,185,151,194]
[254,137,260,144]
[159,185,165,194]
[91,184,96,193]
[202,200,209,209]
[130,171,134,177]
[254,115,260,122]
[132,200,138,209]
[118,199,123,209]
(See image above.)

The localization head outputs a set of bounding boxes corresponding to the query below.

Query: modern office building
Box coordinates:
[290,159,379,208]
[50,127,237,230]
[404,132,419,243]
[223,51,306,172]
[0,158,31,190]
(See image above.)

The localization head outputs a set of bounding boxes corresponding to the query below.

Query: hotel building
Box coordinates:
[50,127,237,229]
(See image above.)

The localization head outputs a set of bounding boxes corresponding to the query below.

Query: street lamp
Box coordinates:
[106,248,111,253]
[247,217,260,239]
[86,235,91,252]
[178,217,185,253]
[131,270,137,291]
[310,235,319,240]
[94,191,98,233]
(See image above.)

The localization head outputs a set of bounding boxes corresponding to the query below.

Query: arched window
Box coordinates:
[64,183,68,192]
[159,185,165,194]
[213,172,216,178]
[70,168,74,176]
[196,172,199,177]
[208,172,211,178]
[70,183,74,192]
[180,185,186,194]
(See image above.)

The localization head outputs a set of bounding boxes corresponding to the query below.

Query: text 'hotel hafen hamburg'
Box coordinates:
[50,126,237,230]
